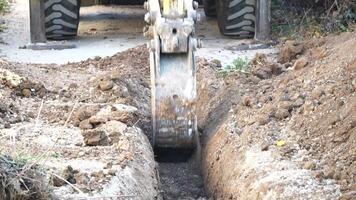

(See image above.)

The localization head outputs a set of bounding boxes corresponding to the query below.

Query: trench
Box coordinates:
[155,144,207,199]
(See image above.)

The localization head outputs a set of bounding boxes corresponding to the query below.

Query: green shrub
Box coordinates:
[219,57,249,76]
[0,0,9,14]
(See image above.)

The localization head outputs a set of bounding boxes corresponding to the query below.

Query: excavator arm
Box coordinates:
[144,0,201,152]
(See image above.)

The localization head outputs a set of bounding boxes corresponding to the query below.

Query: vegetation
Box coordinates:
[0,0,9,14]
[219,57,249,76]
[271,0,355,40]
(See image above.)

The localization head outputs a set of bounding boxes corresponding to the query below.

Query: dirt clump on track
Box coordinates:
[198,32,355,199]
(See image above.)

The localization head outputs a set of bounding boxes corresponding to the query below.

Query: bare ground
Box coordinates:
[0,31,355,199]
[198,32,355,200]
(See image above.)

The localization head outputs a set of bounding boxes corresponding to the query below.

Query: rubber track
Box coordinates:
[44,0,80,40]
[217,0,256,38]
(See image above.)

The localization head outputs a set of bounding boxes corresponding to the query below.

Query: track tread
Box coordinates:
[44,0,80,40]
[216,0,256,38]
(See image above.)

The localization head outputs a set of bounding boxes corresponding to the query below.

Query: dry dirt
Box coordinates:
[0,31,355,199]
[198,32,355,200]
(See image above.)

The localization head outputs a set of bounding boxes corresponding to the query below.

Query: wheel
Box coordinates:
[216,0,256,38]
[44,0,81,40]
[203,0,216,17]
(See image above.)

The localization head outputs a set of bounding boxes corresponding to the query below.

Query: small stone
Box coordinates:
[99,79,114,91]
[293,98,305,108]
[257,115,269,125]
[274,108,290,120]
[242,96,252,107]
[261,142,269,151]
[79,119,94,130]
[22,88,31,97]
[91,170,105,178]
[278,101,293,111]
[82,129,111,146]
[68,83,78,90]
[74,172,90,185]
[304,161,316,170]
[293,57,308,70]
[108,169,117,176]
[323,167,335,179]
[4,123,11,129]
[89,116,108,125]
[51,166,76,187]
[78,151,85,157]
[210,59,222,68]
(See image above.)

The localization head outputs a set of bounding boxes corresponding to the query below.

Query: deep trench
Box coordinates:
[155,141,207,199]
[157,148,207,200]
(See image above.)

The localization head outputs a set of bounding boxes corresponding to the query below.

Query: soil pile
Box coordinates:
[0,46,159,199]
[199,32,355,199]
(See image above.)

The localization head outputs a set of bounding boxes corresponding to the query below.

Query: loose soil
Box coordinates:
[0,31,355,199]
[198,32,355,199]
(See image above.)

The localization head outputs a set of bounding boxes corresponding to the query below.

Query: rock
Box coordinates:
[78,151,85,157]
[304,161,316,170]
[82,129,111,146]
[278,101,293,111]
[4,122,11,129]
[91,170,105,179]
[293,98,305,108]
[252,68,272,80]
[242,96,252,107]
[51,166,76,187]
[74,105,101,125]
[88,115,108,125]
[79,119,93,130]
[112,104,138,113]
[22,88,31,97]
[68,83,78,90]
[0,69,23,88]
[323,167,335,179]
[210,59,222,68]
[108,169,117,176]
[104,120,128,143]
[261,142,269,151]
[277,40,304,64]
[293,57,308,70]
[74,172,90,185]
[311,88,324,100]
[99,79,114,91]
[110,111,136,124]
[257,115,269,125]
[274,108,290,120]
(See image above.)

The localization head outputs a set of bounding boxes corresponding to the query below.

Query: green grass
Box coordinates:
[218,57,249,76]
[0,0,9,14]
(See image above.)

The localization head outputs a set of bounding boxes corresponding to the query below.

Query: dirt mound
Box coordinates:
[0,46,159,199]
[199,32,355,199]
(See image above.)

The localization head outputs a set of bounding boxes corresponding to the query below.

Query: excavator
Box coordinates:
[31,0,269,152]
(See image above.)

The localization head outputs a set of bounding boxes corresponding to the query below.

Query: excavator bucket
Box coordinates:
[144,0,201,152]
